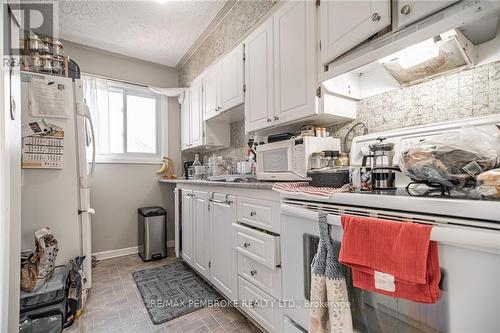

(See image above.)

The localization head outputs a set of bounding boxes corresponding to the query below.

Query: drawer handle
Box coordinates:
[250,211,257,217]
[243,242,251,248]
[250,269,257,276]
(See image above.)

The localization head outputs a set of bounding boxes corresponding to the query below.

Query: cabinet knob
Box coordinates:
[371,12,381,22]
[243,242,251,248]
[250,269,257,276]
[400,4,411,15]
[250,211,256,216]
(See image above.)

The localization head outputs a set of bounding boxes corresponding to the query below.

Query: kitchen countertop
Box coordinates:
[158,178,276,190]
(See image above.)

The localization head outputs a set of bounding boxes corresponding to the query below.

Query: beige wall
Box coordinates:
[65,43,181,253]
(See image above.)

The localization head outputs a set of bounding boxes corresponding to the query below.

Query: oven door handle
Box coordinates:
[281,204,340,225]
[281,204,500,253]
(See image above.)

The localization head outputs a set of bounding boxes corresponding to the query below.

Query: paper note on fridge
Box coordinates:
[29,78,71,118]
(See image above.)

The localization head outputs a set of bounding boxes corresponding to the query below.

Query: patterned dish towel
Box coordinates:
[272,182,350,199]
[309,213,353,333]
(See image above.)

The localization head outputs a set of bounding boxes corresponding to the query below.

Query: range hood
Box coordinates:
[321,1,500,99]
[378,29,476,85]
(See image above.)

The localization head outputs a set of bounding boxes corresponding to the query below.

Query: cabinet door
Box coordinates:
[395,0,458,30]
[203,67,219,120]
[190,79,204,148]
[181,190,193,264]
[220,45,244,111]
[192,191,210,280]
[244,19,274,133]
[210,194,237,301]
[180,89,191,150]
[320,0,391,65]
[274,1,317,124]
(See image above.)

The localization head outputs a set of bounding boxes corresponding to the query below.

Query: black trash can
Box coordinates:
[138,206,167,261]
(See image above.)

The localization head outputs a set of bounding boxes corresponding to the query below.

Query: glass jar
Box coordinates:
[339,153,350,166]
[310,152,329,169]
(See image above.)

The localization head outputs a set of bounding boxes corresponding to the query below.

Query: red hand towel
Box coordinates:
[339,215,441,304]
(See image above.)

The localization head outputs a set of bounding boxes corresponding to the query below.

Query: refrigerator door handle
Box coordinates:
[82,103,96,175]
[78,208,96,215]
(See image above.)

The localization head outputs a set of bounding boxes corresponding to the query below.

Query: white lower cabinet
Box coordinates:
[238,276,282,333]
[181,190,194,265]
[209,193,238,301]
[238,254,282,299]
[181,190,210,279]
[179,187,282,332]
[192,191,210,280]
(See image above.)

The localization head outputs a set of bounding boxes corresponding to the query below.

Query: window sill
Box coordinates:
[95,158,162,165]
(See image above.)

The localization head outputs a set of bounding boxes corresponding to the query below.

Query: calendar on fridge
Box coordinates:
[22,124,64,169]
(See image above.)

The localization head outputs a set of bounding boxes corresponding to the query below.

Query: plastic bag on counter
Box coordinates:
[476,168,500,198]
[400,126,500,189]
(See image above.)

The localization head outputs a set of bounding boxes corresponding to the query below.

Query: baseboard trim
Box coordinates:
[93,241,175,261]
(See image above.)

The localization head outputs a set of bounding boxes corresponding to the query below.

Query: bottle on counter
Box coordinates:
[339,153,350,167]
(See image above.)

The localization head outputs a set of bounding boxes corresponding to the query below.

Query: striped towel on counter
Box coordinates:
[272,182,351,199]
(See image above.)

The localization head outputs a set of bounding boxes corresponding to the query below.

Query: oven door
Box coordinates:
[281,204,500,332]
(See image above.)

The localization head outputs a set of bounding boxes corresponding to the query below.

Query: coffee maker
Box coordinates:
[183,161,194,180]
[361,138,400,190]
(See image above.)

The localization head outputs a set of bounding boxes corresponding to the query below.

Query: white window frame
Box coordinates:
[84,75,168,165]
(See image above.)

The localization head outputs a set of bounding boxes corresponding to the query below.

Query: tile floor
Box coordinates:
[65,250,262,333]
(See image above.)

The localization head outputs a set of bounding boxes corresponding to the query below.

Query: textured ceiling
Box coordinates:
[58,1,226,67]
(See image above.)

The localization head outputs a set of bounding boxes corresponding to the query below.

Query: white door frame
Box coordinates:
[0,4,22,331]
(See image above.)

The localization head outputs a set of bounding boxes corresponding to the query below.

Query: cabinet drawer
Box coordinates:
[238,254,282,299]
[237,197,280,233]
[232,223,280,269]
[238,276,281,333]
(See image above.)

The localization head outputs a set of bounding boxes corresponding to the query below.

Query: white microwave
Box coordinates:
[256,136,340,181]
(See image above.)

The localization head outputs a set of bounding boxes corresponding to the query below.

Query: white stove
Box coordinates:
[279,115,500,333]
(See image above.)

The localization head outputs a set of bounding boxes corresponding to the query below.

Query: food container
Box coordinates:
[237,161,252,174]
[51,40,64,56]
[30,54,42,72]
[51,56,64,75]
[476,168,500,198]
[28,34,44,53]
[39,55,52,73]
[339,153,350,166]
[310,152,329,170]
[307,167,350,187]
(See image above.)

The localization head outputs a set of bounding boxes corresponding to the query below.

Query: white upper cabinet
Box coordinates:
[220,44,245,111]
[319,0,391,65]
[203,44,244,121]
[190,78,203,147]
[244,19,274,132]
[273,0,316,124]
[394,0,458,31]
[203,66,220,120]
[180,89,191,150]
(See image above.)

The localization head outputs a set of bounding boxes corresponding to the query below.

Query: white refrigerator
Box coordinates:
[20,71,95,287]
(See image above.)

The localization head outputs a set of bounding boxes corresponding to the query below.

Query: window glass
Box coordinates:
[126,95,156,153]
[108,90,124,154]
